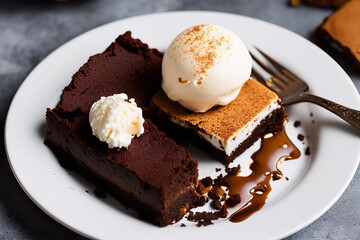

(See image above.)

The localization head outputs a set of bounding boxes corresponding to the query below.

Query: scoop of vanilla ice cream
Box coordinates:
[162,24,252,112]
[89,93,145,149]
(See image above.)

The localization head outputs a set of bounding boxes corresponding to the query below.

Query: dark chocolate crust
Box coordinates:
[315,0,360,72]
[316,25,360,72]
[45,32,200,226]
[152,102,286,165]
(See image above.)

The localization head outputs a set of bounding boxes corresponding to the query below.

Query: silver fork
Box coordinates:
[250,47,360,134]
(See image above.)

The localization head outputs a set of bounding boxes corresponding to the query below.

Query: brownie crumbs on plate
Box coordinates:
[192,164,243,226]
[194,196,207,207]
[208,186,220,200]
[210,199,222,210]
[180,223,186,227]
[294,120,301,128]
[220,193,227,202]
[187,206,228,227]
[297,134,305,141]
[215,168,221,172]
[305,146,311,155]
[200,176,213,187]
[195,181,204,194]
[213,174,224,185]
[225,194,241,207]
[225,164,241,175]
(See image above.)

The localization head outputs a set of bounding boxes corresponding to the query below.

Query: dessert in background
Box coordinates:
[162,24,252,112]
[316,0,360,71]
[45,32,200,226]
[289,0,350,7]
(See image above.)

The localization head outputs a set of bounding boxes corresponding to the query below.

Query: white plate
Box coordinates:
[5,11,360,240]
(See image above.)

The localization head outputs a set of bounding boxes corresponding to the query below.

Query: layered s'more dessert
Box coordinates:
[151,24,286,164]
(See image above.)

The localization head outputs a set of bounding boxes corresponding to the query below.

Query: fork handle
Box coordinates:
[294,92,360,134]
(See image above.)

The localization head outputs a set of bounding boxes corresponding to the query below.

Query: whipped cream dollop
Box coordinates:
[162,24,252,112]
[89,93,145,149]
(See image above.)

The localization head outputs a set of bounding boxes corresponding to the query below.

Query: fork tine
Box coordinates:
[249,51,279,78]
[251,68,284,93]
[254,47,303,83]
[254,47,285,73]
[249,51,290,88]
[251,68,266,85]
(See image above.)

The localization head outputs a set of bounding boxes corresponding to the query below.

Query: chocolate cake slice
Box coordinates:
[45,32,200,226]
[151,78,286,165]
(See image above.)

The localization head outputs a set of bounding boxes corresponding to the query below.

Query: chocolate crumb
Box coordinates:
[187,206,228,227]
[305,147,311,155]
[312,120,315,124]
[210,199,222,210]
[85,190,90,194]
[195,196,207,207]
[285,177,289,181]
[200,176,213,187]
[219,206,228,218]
[94,188,107,198]
[225,194,241,207]
[220,193,227,202]
[310,112,313,117]
[215,168,221,172]
[187,211,217,221]
[225,164,241,175]
[297,134,305,141]
[214,174,224,185]
[181,223,186,227]
[294,121,301,128]
[187,211,194,219]
[195,181,204,194]
[208,186,220,200]
[197,219,213,227]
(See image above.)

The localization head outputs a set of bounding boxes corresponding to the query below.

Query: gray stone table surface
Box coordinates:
[1,0,359,239]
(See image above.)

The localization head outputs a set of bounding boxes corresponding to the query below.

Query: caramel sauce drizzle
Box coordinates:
[224,127,300,222]
[201,186,212,195]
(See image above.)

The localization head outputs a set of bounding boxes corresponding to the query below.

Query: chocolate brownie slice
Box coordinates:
[45,32,200,226]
